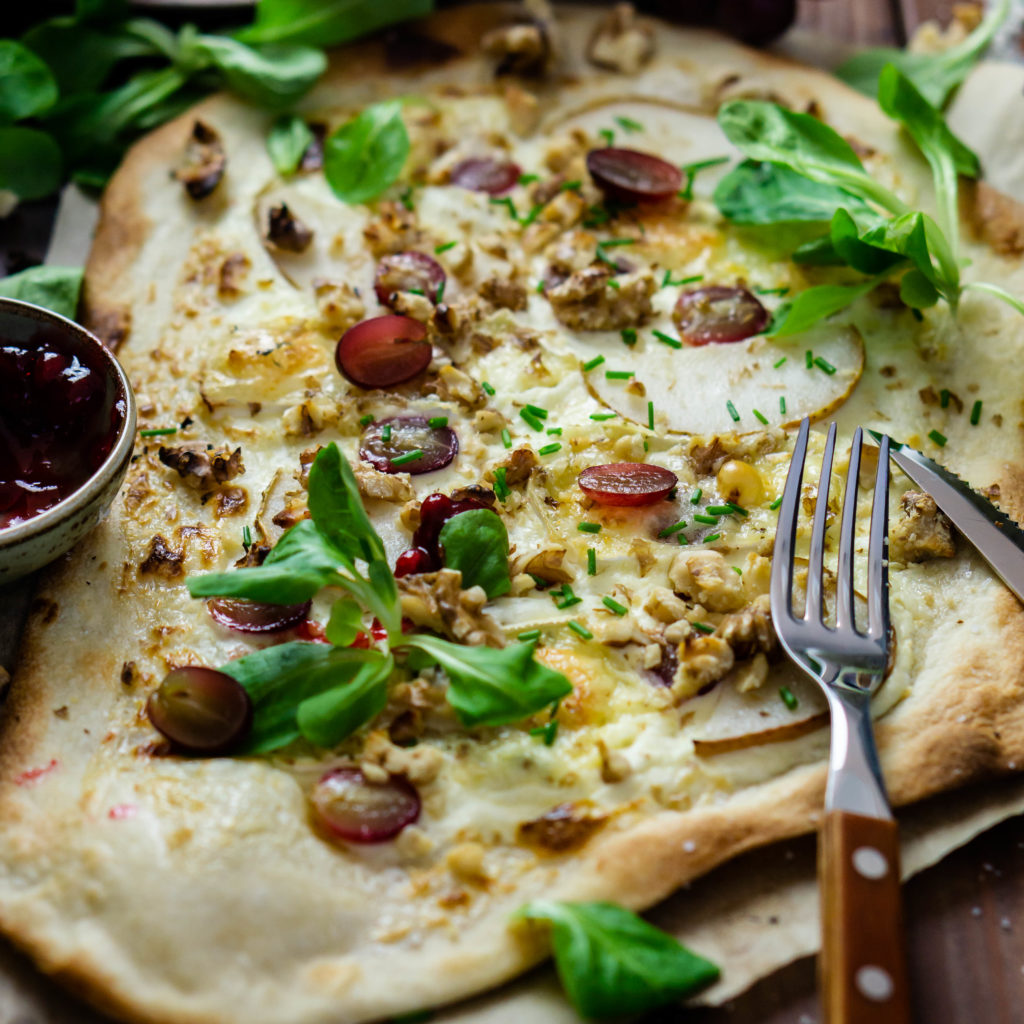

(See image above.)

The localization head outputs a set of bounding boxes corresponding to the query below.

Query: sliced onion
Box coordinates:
[449,157,521,195]
[579,462,678,507]
[335,315,432,390]
[311,767,421,843]
[208,597,311,633]
[673,286,768,345]
[146,667,252,755]
[586,147,682,202]
[360,416,458,475]
[374,251,446,307]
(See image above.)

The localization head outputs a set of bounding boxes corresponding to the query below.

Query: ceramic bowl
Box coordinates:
[0,298,136,583]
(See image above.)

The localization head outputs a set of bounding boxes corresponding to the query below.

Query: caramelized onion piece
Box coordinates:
[586,147,681,202]
[208,597,311,634]
[578,462,677,507]
[146,667,252,754]
[673,286,769,345]
[335,315,432,389]
[449,157,521,195]
[360,416,458,475]
[311,767,421,843]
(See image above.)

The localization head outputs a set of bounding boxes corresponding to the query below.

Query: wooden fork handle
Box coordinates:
[820,810,912,1024]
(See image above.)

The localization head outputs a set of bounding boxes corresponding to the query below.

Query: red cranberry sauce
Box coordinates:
[394,492,491,576]
[0,331,121,530]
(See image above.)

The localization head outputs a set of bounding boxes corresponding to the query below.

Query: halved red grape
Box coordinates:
[395,547,434,577]
[586,147,682,202]
[336,316,432,389]
[673,286,769,345]
[374,251,446,307]
[208,597,312,633]
[311,767,420,843]
[578,462,678,507]
[449,157,521,195]
[146,667,252,755]
[360,416,458,475]
[393,491,492,575]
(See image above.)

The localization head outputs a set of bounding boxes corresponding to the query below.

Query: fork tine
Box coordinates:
[805,421,837,624]
[867,434,891,641]
[770,417,810,623]
[835,427,863,634]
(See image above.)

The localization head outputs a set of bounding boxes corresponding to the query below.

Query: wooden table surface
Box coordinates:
[2,2,1023,1024]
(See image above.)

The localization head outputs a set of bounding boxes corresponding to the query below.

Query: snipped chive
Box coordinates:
[605,370,634,380]
[726,400,740,422]
[653,330,682,349]
[568,620,594,640]
[428,416,448,428]
[493,466,510,501]
[434,240,457,254]
[590,412,618,421]
[928,429,947,447]
[691,621,715,635]
[139,427,177,437]
[658,520,688,537]
[620,328,637,346]
[518,628,542,642]
[971,399,983,425]
[602,596,628,616]
[779,686,799,711]
[583,355,606,372]
[482,381,496,396]
[538,442,562,456]
[578,522,602,534]
[587,548,597,575]
[391,449,423,466]
[520,408,544,431]
[501,428,512,449]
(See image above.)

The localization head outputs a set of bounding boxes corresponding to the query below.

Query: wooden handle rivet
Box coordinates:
[852,845,889,880]
[855,965,894,1002]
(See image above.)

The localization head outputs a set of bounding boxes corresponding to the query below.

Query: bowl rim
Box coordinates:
[0,297,138,547]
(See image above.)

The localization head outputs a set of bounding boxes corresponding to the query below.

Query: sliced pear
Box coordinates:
[587,324,864,435]
[692,661,828,756]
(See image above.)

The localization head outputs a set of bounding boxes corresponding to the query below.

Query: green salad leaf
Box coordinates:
[514,901,720,1019]
[267,113,314,176]
[439,509,511,599]
[295,653,393,748]
[0,266,83,319]
[0,126,62,200]
[0,41,58,123]
[324,99,409,204]
[768,277,886,338]
[238,0,434,49]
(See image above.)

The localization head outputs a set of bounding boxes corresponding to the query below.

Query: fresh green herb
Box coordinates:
[587,548,597,576]
[547,427,562,436]
[652,330,682,349]
[676,533,689,546]
[519,203,543,227]
[530,573,551,589]
[805,349,814,369]
[139,427,178,438]
[834,0,1009,107]
[602,596,628,616]
[769,496,783,510]
[691,622,715,635]
[381,424,392,443]
[530,719,559,746]
[754,286,790,296]
[582,355,606,372]
[774,357,787,368]
[620,328,637,346]
[780,396,787,415]
[605,370,634,380]
[0,265,83,319]
[324,100,408,204]
[242,525,252,549]
[590,412,618,421]
[578,522,602,534]
[535,280,546,294]
[693,513,719,525]
[615,115,643,133]
[599,128,615,146]
[647,400,655,430]
[662,270,703,287]
[727,503,748,517]
[553,584,582,610]
[703,532,722,542]
[606,279,621,290]
[561,179,582,191]
[567,620,593,640]
[359,414,374,427]
[434,240,457,254]
[407,288,425,297]
[814,356,837,375]
[779,685,799,711]
[690,488,702,504]
[519,173,540,185]
[489,196,518,219]
[399,186,414,211]
[438,509,510,599]
[971,399,983,425]
[538,443,562,456]
[726,400,740,422]
[493,466,510,502]
[706,505,737,515]
[678,155,730,201]
[520,408,544,431]
[390,449,423,466]
[501,428,513,449]
[266,114,314,176]
[434,278,446,304]
[928,429,947,447]
[939,388,951,409]
[238,0,433,48]
[427,416,448,428]
[658,521,688,538]
[518,629,542,642]
[481,381,496,396]
[753,408,768,425]
[0,41,57,123]
[596,237,636,267]
[732,565,743,575]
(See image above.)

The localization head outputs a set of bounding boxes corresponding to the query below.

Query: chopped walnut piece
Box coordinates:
[266,203,313,253]
[511,547,572,585]
[586,3,654,73]
[890,491,956,562]
[158,444,245,490]
[353,462,415,503]
[717,595,775,659]
[644,587,689,624]
[215,486,248,517]
[447,842,490,885]
[271,490,309,531]
[139,536,185,579]
[673,634,734,699]
[218,253,250,299]
[174,120,225,200]
[669,550,746,612]
[313,279,365,330]
[389,290,435,323]
[517,803,606,853]
[363,201,423,257]
[479,276,528,311]
[362,731,443,785]
[496,446,539,486]
[431,365,486,409]
[546,266,655,331]
[398,569,506,647]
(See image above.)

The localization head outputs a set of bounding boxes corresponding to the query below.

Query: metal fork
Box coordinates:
[770,418,911,1024]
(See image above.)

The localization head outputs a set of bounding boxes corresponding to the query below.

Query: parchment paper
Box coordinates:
[2,48,1024,1024]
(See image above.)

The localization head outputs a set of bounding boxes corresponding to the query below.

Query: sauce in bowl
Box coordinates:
[0,330,125,531]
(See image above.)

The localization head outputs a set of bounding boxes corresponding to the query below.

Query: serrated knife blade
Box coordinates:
[871,431,1024,603]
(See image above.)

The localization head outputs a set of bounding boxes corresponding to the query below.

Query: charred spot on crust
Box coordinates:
[85,308,132,352]
[517,803,607,853]
[266,203,314,253]
[174,120,226,200]
[138,535,185,578]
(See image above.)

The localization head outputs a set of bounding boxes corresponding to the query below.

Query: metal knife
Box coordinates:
[871,432,1024,603]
